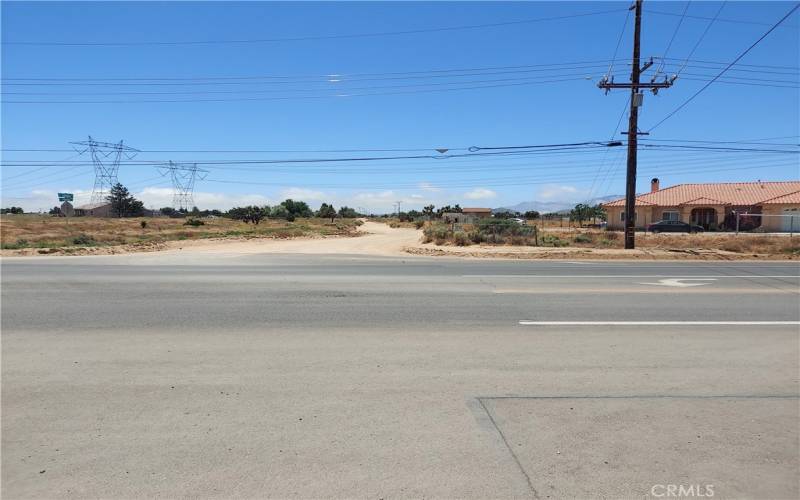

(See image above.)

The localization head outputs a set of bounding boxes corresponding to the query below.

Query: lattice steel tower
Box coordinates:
[160,161,209,210]
[71,136,139,204]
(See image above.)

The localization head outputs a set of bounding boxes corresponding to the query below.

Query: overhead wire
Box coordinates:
[647,2,800,132]
[4,8,627,47]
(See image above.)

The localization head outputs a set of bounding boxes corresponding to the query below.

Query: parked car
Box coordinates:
[646,220,704,233]
[510,218,527,225]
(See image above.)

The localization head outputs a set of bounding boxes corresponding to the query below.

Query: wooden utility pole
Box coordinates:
[598,0,675,249]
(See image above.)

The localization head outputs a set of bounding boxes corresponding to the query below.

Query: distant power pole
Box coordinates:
[598,0,675,249]
[395,201,402,217]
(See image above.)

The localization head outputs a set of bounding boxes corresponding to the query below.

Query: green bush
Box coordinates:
[541,233,569,247]
[72,234,97,246]
[574,233,592,244]
[183,218,205,227]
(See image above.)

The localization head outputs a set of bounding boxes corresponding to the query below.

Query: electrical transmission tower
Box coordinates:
[71,136,139,204]
[160,161,209,210]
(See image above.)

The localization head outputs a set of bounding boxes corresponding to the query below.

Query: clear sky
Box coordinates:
[2,1,798,212]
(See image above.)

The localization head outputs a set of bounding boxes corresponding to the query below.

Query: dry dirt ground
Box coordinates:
[1,220,796,260]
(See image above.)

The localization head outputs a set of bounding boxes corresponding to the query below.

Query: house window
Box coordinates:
[662,211,679,221]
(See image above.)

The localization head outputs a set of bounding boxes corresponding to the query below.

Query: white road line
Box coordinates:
[518,321,800,326]
[463,275,800,278]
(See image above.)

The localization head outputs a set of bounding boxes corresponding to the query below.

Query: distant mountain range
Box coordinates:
[494,194,622,214]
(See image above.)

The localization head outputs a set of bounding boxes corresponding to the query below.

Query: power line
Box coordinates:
[655,1,691,77]
[2,76,591,104]
[647,7,796,27]
[4,8,626,47]
[2,60,617,83]
[647,3,800,132]
[2,71,609,97]
[675,1,726,76]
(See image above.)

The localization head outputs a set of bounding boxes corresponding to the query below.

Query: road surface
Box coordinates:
[2,253,799,498]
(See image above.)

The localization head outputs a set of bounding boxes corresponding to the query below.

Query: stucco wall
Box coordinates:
[761,204,800,232]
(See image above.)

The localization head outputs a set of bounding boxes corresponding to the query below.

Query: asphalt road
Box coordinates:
[2,254,799,498]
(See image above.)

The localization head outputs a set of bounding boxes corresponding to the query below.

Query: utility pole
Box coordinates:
[395,201,402,217]
[598,0,676,249]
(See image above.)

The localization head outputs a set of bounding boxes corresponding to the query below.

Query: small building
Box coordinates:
[74,202,114,217]
[441,207,493,224]
[60,201,74,217]
[603,179,800,231]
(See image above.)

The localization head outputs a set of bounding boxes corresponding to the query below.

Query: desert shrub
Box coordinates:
[184,218,205,227]
[72,234,97,246]
[468,231,485,244]
[140,220,148,229]
[599,238,615,247]
[453,232,470,246]
[541,233,569,247]
[510,235,527,245]
[414,220,425,229]
[604,231,619,240]
[574,233,593,244]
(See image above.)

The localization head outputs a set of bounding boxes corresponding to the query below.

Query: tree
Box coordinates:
[523,210,540,220]
[49,206,61,215]
[270,205,289,220]
[436,205,463,217]
[422,205,435,219]
[493,210,520,219]
[569,203,594,226]
[338,206,358,218]
[246,205,268,225]
[160,207,180,218]
[106,183,144,218]
[317,203,337,222]
[1,207,24,214]
[592,204,607,222]
[281,199,312,218]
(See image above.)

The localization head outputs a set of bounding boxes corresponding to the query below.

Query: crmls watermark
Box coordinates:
[651,484,715,497]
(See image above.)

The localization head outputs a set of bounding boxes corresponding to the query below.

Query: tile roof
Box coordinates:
[462,207,492,213]
[603,181,800,207]
[760,190,800,205]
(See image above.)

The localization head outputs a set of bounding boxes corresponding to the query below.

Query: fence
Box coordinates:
[732,211,798,235]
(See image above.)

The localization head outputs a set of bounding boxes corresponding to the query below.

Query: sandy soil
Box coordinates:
[156,221,420,256]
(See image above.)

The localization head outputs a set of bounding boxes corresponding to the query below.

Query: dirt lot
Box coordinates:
[2,217,798,260]
[0,215,362,256]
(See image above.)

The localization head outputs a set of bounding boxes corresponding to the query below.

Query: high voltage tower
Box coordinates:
[160,161,208,210]
[71,136,139,204]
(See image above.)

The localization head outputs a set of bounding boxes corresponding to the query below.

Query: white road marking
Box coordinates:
[462,275,800,278]
[638,278,717,288]
[518,321,800,326]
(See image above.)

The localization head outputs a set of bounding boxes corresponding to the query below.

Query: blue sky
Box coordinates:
[2,1,798,212]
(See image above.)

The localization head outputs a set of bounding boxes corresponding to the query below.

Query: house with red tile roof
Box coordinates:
[603,179,800,231]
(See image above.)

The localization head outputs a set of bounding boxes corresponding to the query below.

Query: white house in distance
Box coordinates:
[603,179,800,231]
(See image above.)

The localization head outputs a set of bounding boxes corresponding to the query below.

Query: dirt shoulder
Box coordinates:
[2,219,797,260]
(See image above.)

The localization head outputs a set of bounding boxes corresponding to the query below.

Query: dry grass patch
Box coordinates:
[0,215,362,252]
